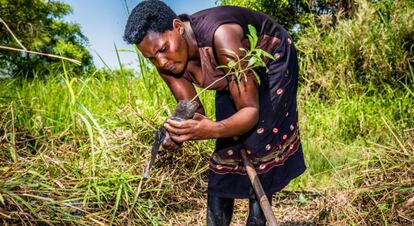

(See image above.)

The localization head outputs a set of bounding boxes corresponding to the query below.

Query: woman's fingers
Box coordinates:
[193,112,206,121]
[164,117,209,142]
[161,133,181,150]
[164,121,192,135]
[164,119,197,142]
[166,119,187,128]
[170,134,191,143]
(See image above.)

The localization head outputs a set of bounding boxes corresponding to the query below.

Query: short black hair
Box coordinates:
[123,0,177,45]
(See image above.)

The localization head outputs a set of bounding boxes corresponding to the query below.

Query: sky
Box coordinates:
[63,0,217,69]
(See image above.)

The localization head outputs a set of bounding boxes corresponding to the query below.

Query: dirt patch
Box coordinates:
[166,190,323,225]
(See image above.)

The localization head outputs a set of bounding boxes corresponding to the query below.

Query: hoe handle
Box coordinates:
[241,149,278,226]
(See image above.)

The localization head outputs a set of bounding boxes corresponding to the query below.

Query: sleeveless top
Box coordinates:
[178,5,284,90]
[178,6,306,199]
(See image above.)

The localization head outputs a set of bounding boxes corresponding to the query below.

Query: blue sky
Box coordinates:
[63,0,217,69]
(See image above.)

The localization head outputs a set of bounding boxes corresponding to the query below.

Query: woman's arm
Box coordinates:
[164,23,260,142]
[158,71,205,150]
[159,71,205,115]
[211,23,260,137]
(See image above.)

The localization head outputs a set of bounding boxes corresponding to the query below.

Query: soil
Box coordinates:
[166,190,324,226]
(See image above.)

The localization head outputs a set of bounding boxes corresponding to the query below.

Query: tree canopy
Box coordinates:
[219,0,355,32]
[0,0,93,77]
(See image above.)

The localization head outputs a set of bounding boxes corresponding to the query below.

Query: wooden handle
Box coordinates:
[241,149,278,226]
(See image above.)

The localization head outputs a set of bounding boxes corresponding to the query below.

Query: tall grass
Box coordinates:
[292,0,414,224]
[297,0,414,95]
[0,52,216,224]
[0,0,413,224]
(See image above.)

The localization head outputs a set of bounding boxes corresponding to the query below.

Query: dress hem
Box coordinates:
[207,165,306,199]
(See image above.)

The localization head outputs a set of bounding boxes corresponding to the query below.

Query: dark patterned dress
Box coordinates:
[179,6,306,199]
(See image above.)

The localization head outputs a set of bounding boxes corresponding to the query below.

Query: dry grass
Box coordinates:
[0,0,413,225]
[317,128,414,225]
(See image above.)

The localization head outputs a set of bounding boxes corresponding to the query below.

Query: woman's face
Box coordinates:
[137,20,188,75]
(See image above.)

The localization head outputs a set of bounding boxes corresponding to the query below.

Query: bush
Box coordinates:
[296,0,414,95]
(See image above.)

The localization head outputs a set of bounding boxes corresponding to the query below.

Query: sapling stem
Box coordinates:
[189,25,274,103]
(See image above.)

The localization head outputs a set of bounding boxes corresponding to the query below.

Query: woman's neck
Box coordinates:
[183,21,200,61]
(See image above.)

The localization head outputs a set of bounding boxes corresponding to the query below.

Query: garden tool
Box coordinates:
[241,149,278,226]
[142,100,199,179]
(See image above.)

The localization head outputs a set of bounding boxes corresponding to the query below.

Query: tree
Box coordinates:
[0,0,93,77]
[219,0,355,32]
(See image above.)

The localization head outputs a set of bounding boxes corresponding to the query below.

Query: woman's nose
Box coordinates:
[158,57,168,68]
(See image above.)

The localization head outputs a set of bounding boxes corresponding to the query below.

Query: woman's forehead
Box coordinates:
[138,31,167,57]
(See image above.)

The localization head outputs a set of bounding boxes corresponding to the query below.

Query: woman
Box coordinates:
[124,0,306,225]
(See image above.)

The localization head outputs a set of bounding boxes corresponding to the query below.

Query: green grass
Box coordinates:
[0,0,413,224]
[0,65,412,224]
[291,82,414,190]
[0,63,217,224]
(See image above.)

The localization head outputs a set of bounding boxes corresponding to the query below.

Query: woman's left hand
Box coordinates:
[164,113,217,143]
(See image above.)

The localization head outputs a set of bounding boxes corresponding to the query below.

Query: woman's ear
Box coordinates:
[173,19,185,35]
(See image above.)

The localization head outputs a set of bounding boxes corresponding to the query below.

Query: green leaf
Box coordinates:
[255,58,266,68]
[247,24,258,49]
[257,49,275,60]
[0,194,5,205]
[248,57,257,67]
[252,70,261,85]
[216,65,229,69]
[148,200,154,209]
[228,59,236,68]
[378,202,388,211]
[77,102,107,146]
[77,113,93,143]
[298,193,307,204]
[234,70,240,79]
[111,184,123,223]
[248,34,256,49]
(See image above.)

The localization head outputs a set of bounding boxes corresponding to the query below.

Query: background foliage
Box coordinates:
[0,0,93,77]
[219,0,355,33]
[0,0,413,225]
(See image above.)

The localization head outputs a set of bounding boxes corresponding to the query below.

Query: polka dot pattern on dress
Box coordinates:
[282,134,288,140]
[265,144,272,151]
[259,164,266,170]
[274,53,281,60]
[227,150,234,156]
[272,128,279,133]
[276,88,284,95]
[257,128,264,134]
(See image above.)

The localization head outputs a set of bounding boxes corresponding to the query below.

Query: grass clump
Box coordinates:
[292,0,414,224]
[0,0,413,224]
[297,0,414,95]
[0,68,215,225]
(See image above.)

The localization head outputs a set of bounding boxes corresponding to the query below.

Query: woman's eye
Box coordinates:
[159,47,166,52]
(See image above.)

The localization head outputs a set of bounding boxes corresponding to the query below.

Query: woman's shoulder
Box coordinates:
[190,5,256,18]
[184,6,279,47]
